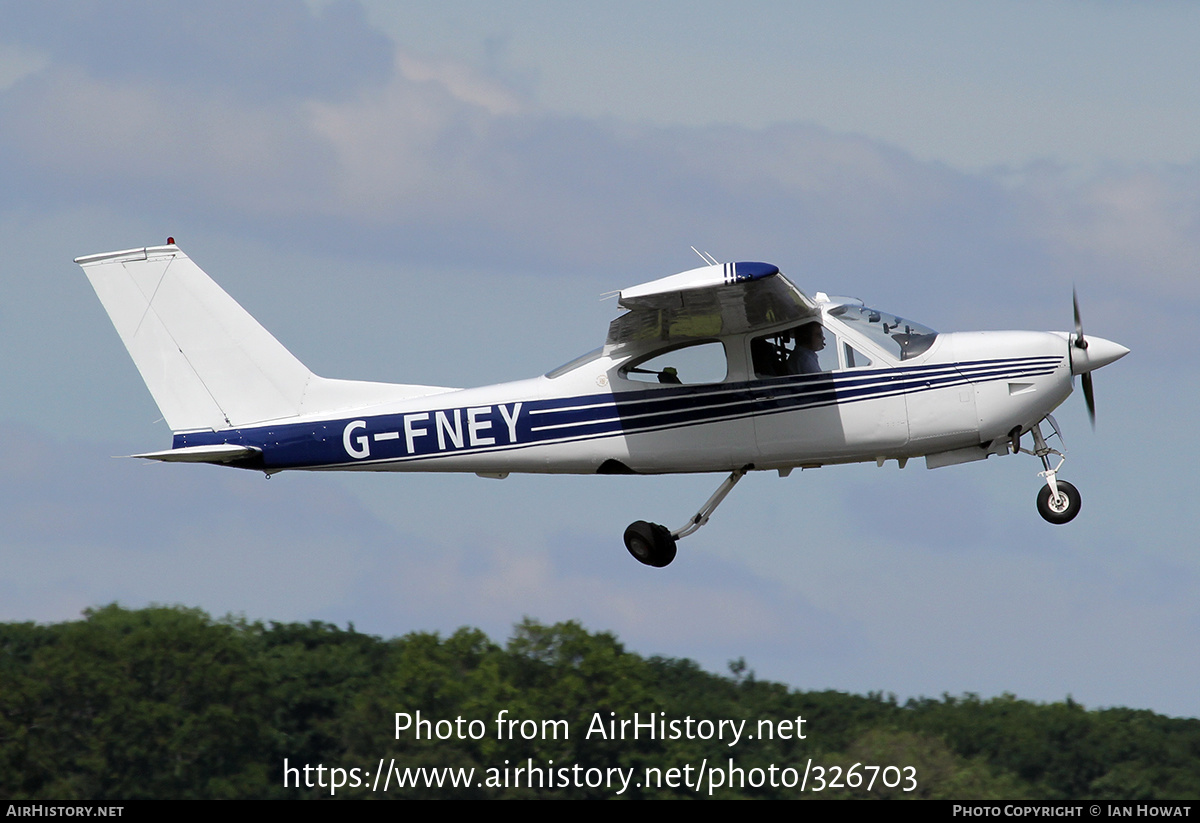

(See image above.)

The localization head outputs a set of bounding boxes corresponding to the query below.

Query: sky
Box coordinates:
[1,1,1197,719]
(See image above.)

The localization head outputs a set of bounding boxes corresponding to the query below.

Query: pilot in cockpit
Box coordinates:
[790,322,826,374]
[752,321,826,377]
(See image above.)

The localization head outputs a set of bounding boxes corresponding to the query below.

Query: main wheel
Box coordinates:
[1037,480,1081,525]
[623,521,677,567]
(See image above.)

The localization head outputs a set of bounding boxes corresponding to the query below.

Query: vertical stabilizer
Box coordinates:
[77,244,314,431]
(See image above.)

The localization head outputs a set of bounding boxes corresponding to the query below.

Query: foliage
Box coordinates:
[1,605,1197,799]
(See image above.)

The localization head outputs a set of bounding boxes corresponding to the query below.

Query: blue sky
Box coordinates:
[1,1,1197,718]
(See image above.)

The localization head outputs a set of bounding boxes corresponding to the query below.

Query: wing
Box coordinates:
[606,262,819,349]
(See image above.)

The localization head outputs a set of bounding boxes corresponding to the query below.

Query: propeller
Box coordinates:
[1072,288,1096,428]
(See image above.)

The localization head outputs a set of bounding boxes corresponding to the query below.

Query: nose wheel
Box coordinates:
[1036,480,1080,524]
[1019,416,1082,525]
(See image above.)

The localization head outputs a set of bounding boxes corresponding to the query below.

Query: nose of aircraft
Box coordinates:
[1070,335,1130,375]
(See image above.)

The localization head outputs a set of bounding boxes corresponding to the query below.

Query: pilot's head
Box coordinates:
[797,322,825,352]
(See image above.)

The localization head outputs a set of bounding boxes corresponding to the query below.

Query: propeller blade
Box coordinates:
[1073,288,1097,428]
[1082,372,1096,428]
[1073,287,1088,350]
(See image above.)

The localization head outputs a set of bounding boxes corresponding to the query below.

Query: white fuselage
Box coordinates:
[173,317,1078,478]
[78,244,1120,481]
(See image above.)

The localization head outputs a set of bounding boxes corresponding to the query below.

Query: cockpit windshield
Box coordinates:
[826,304,938,361]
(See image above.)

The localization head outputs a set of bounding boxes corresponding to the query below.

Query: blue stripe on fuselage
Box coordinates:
[172,356,1062,469]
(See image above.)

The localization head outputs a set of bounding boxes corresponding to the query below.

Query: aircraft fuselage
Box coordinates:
[173,328,1080,478]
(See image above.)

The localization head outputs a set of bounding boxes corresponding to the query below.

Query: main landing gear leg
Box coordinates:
[1021,415,1081,525]
[624,465,752,567]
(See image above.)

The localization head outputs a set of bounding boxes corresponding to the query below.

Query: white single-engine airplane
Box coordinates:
[78,242,1128,567]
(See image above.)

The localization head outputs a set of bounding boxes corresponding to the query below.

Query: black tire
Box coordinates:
[623,521,677,567]
[1037,480,1081,525]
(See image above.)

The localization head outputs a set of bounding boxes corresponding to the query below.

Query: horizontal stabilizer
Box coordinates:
[130,444,262,464]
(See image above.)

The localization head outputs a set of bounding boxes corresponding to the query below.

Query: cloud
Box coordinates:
[0,0,392,103]
[0,66,337,218]
[2,2,1197,333]
[339,526,863,670]
[1022,165,1200,291]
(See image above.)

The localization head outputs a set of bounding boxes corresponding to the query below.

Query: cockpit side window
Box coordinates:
[842,341,872,369]
[751,323,837,377]
[621,340,728,385]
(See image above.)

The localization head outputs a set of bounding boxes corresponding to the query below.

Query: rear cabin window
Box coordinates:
[621,341,728,385]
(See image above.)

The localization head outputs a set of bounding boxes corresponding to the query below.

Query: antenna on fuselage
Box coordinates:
[690,246,720,266]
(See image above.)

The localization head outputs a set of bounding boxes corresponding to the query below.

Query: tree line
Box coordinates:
[1,604,1196,799]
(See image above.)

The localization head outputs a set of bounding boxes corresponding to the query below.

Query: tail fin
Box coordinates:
[77,243,451,432]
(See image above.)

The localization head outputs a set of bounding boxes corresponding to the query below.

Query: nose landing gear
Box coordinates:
[1018,415,1082,524]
